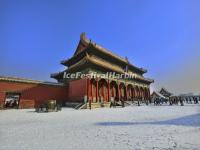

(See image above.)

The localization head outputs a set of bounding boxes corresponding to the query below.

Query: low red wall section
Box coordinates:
[66,79,87,102]
[0,81,68,108]
[0,91,6,108]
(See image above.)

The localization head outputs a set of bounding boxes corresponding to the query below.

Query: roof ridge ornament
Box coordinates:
[80,32,90,45]
[125,56,129,62]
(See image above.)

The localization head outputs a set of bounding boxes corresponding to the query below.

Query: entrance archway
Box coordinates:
[90,79,97,102]
[98,79,108,102]
[135,86,139,99]
[127,84,133,100]
[4,93,20,109]
[140,87,144,99]
[119,82,126,101]
[110,81,118,101]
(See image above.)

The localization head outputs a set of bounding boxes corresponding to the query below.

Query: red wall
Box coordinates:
[0,91,6,108]
[0,81,68,108]
[66,79,87,102]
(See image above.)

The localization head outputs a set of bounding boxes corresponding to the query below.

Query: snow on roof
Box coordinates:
[152,91,167,99]
[0,76,64,86]
[160,88,173,95]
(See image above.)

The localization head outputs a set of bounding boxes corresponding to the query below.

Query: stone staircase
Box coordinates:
[76,100,137,109]
[86,102,111,109]
[124,101,133,106]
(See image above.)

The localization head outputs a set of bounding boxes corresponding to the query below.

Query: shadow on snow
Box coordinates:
[95,113,200,127]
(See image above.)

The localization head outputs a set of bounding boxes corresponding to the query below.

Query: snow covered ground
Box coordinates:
[0,104,200,150]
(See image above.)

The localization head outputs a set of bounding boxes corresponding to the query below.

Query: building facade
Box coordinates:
[0,76,67,109]
[51,33,154,104]
[0,33,153,109]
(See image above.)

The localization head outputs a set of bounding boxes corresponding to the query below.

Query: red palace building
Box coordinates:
[0,33,153,109]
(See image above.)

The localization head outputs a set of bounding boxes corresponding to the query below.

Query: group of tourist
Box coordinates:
[108,96,199,108]
[153,96,200,106]
[4,99,19,108]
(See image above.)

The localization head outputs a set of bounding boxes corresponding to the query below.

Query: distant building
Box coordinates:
[151,88,200,104]
[159,88,173,98]
[151,88,172,102]
[151,91,167,100]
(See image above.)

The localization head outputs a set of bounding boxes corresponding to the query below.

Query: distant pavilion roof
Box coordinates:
[160,88,173,95]
[152,91,167,99]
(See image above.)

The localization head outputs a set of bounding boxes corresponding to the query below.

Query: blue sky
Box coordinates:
[0,0,200,94]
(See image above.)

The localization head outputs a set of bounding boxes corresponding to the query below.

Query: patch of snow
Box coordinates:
[0,104,200,150]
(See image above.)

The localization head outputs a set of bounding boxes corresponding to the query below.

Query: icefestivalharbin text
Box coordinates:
[63,72,136,79]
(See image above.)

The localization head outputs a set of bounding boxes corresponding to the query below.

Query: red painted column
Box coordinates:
[126,86,128,101]
[87,78,89,101]
[131,88,133,98]
[96,79,98,102]
[118,82,120,101]
[138,89,139,99]
[148,88,150,99]
[141,89,143,99]
[136,89,138,98]
[0,92,6,108]
[137,89,139,98]
[91,80,93,102]
[108,80,110,102]
[138,89,140,98]
[139,89,141,99]
[102,84,104,102]
[134,88,136,98]
[135,89,137,98]
[142,89,144,99]
[86,79,88,98]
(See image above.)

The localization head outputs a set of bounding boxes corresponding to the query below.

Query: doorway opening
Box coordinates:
[4,93,21,109]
